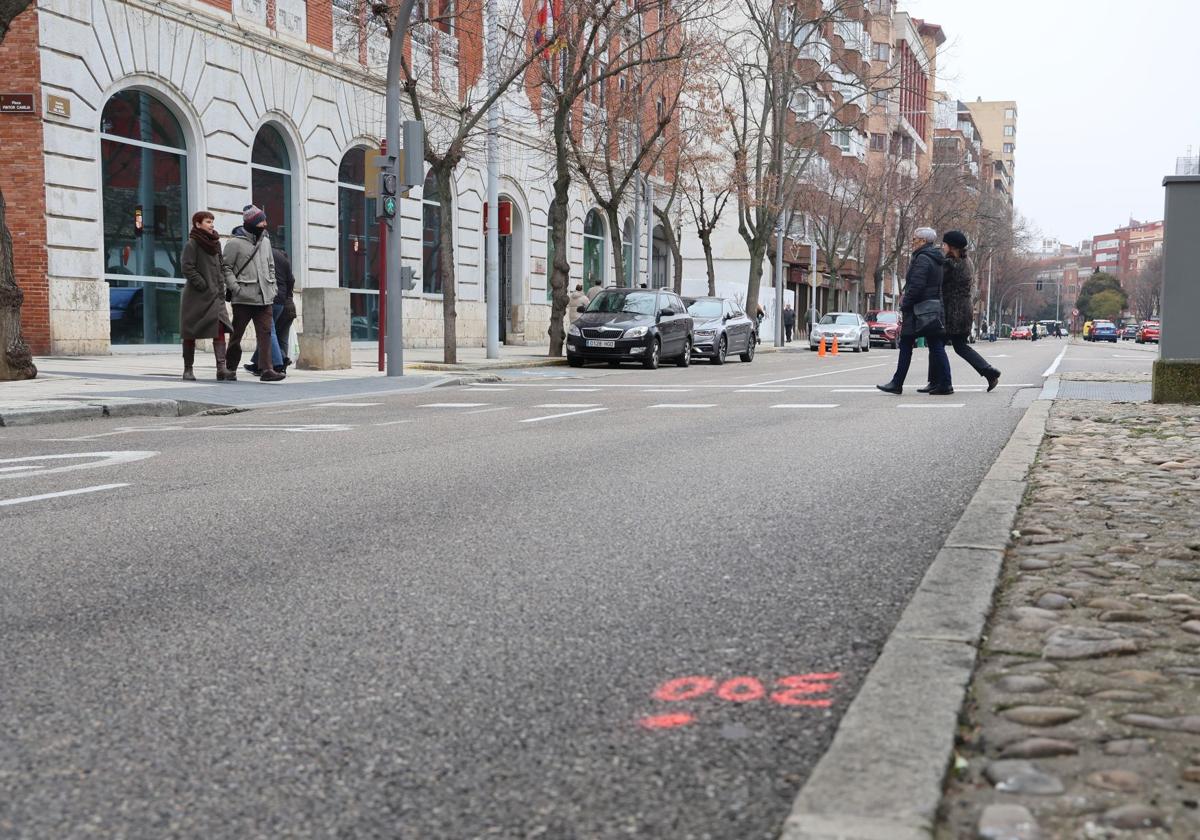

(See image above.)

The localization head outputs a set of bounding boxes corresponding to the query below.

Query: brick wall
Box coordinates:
[0,6,50,355]
[307,0,332,51]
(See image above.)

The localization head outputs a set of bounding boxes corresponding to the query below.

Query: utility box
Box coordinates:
[1153,175,1200,403]
[297,287,351,370]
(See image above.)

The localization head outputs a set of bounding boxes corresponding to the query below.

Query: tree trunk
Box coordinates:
[700,228,716,296]
[435,165,457,364]
[0,186,37,381]
[653,206,682,295]
[546,116,572,356]
[745,237,766,319]
[605,205,625,288]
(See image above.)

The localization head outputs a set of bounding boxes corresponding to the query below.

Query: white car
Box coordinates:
[809,312,870,352]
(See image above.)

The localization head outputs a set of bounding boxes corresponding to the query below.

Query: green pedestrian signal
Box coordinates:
[380,194,397,218]
[376,167,398,221]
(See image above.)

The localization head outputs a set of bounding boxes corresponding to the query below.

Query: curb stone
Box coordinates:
[779,397,1054,840]
[0,398,217,427]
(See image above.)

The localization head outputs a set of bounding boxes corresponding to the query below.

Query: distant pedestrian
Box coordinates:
[222,205,284,382]
[568,283,589,323]
[803,307,816,339]
[586,279,603,301]
[179,211,233,381]
[755,303,765,344]
[916,231,1001,393]
[877,227,951,395]
[246,246,296,376]
[783,303,795,343]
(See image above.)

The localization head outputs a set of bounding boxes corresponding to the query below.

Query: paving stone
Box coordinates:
[1182,620,1200,635]
[985,760,1065,795]
[1001,706,1083,727]
[1035,593,1071,610]
[994,675,1053,694]
[1183,766,1200,783]
[1042,626,1139,660]
[1103,738,1153,756]
[1008,661,1061,674]
[1110,669,1169,685]
[1090,689,1157,702]
[998,738,1079,759]
[1099,803,1166,829]
[977,803,1041,840]
[1087,598,1137,610]
[1118,713,1200,734]
[1019,558,1053,571]
[1098,610,1151,622]
[1086,769,1143,792]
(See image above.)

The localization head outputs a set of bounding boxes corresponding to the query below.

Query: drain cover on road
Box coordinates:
[1056,381,1151,402]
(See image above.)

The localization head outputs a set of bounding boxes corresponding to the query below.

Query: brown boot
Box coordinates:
[214,338,234,381]
[182,340,196,381]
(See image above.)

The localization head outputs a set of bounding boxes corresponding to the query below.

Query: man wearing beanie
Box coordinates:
[220,204,284,381]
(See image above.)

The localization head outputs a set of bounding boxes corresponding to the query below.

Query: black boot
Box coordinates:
[917,383,934,393]
[928,385,955,395]
[876,381,903,395]
[985,369,1001,392]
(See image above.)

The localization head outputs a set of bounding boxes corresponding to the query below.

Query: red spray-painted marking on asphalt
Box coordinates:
[653,676,717,702]
[638,713,696,730]
[770,673,841,707]
[716,677,766,702]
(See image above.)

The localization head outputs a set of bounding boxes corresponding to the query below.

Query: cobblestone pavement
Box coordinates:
[938,394,1200,839]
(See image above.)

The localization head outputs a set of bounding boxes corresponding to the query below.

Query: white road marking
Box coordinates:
[373,419,416,426]
[313,402,382,407]
[898,403,966,409]
[0,483,131,508]
[0,451,158,481]
[419,402,490,408]
[465,406,512,415]
[747,363,886,387]
[1042,346,1068,377]
[649,403,716,409]
[831,389,883,393]
[771,404,840,409]
[550,387,601,392]
[520,407,608,423]
[642,388,693,393]
[0,466,43,473]
[734,388,784,393]
[998,383,1037,388]
[533,403,600,409]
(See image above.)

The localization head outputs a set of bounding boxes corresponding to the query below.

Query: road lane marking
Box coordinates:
[735,388,784,393]
[831,389,883,393]
[418,402,490,408]
[373,419,416,426]
[550,387,601,392]
[533,403,600,409]
[1042,345,1068,377]
[312,402,383,407]
[0,483,130,508]
[0,451,158,481]
[465,406,511,415]
[0,466,44,473]
[771,404,839,409]
[747,362,886,387]
[649,403,716,409]
[520,407,608,423]
[897,403,966,409]
[642,388,693,393]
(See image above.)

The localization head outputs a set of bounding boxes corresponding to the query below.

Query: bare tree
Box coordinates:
[0,0,38,381]
[1127,251,1162,321]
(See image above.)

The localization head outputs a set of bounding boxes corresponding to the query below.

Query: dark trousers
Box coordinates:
[784,323,794,342]
[226,304,276,372]
[276,297,296,359]
[892,334,950,387]
[927,333,997,385]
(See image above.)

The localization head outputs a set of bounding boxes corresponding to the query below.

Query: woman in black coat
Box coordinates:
[877,227,952,395]
[917,231,1001,393]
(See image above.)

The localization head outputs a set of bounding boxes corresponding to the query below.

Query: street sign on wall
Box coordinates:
[0,93,35,114]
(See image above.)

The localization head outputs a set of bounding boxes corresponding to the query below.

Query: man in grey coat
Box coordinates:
[221,205,284,382]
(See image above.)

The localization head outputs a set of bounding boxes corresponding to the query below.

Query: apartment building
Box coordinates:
[965,98,1017,204]
[1090,220,1163,281]
[932,97,983,183]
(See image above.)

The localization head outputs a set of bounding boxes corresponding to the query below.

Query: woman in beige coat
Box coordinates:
[180,211,234,380]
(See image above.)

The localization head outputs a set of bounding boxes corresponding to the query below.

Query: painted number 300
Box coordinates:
[639,673,841,730]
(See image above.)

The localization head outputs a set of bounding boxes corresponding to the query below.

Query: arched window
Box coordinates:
[583,209,605,289]
[422,171,443,294]
[101,89,189,344]
[250,125,293,257]
[337,148,379,340]
[622,217,634,287]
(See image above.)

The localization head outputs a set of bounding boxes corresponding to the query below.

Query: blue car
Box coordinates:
[1091,320,1118,342]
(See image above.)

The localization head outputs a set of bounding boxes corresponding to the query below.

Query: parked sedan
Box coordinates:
[809,312,870,352]
[1136,320,1160,344]
[567,287,693,369]
[1091,320,1119,342]
[1122,323,1139,341]
[683,296,756,364]
[866,309,901,348]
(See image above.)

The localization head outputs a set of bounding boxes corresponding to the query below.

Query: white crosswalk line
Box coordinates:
[0,483,130,508]
[520,407,608,423]
[533,404,600,409]
[735,389,784,393]
[418,402,490,408]
[897,403,966,409]
[771,404,839,409]
[649,403,716,409]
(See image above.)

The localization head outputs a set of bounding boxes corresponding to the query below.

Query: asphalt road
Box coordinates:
[0,338,1153,839]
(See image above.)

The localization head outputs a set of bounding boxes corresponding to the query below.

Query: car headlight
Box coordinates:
[623,326,648,339]
[695,329,716,338]
[568,323,581,336]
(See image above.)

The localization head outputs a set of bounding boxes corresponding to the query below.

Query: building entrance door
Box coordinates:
[498,232,513,343]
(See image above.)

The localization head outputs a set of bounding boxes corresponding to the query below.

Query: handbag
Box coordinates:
[912,298,945,337]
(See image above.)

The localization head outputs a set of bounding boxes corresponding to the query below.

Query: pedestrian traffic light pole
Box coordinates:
[774,213,786,347]
[484,0,499,359]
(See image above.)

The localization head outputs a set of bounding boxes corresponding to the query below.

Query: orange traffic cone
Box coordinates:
[818,336,826,356]
[831,336,839,355]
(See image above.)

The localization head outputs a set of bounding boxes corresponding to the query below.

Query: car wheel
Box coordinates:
[676,337,691,367]
[643,338,660,370]
[712,335,727,365]
[739,335,756,362]
[862,335,870,352]
[568,354,584,367]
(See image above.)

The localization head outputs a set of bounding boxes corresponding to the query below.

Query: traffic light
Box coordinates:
[1036,278,1043,291]
[376,158,398,222]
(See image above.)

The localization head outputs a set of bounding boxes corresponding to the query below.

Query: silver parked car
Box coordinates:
[809,312,870,352]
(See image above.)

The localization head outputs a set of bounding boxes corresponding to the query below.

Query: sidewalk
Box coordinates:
[0,344,565,427]
[938,369,1200,838]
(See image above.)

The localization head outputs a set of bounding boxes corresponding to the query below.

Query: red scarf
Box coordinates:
[190,227,221,256]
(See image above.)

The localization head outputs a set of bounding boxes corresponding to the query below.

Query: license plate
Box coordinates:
[586,339,615,348]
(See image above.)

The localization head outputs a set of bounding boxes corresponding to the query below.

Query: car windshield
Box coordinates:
[819,314,858,325]
[687,300,722,318]
[587,290,657,315]
[872,312,899,323]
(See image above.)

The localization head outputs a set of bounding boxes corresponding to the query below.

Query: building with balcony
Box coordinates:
[964,98,1016,205]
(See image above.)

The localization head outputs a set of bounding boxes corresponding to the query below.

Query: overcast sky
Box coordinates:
[902,0,1199,247]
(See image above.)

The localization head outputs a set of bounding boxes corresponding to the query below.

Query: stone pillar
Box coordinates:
[297,287,350,370]
[1153,176,1200,403]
